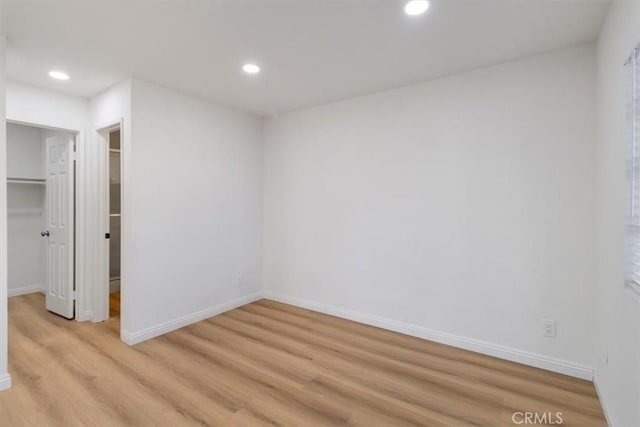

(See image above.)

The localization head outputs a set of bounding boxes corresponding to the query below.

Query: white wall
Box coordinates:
[6,81,89,131]
[6,186,44,296]
[594,1,640,425]
[121,79,263,341]
[263,45,597,378]
[7,123,44,179]
[6,123,45,296]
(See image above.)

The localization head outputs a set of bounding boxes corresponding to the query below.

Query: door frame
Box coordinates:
[5,119,83,319]
[95,120,123,323]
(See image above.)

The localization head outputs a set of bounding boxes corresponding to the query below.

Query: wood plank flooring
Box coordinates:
[0,293,606,426]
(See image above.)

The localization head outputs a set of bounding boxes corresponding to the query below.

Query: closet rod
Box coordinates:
[7,177,45,185]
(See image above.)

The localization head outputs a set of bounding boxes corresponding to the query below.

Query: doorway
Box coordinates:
[106,127,122,322]
[6,122,76,319]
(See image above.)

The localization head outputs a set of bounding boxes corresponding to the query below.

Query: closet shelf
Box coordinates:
[7,177,45,185]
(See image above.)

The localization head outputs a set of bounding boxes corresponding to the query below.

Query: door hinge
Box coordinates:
[71,152,77,162]
[72,290,77,300]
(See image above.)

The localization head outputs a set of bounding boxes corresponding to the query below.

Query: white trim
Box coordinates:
[264,292,594,381]
[0,38,6,396]
[0,373,11,391]
[75,130,86,323]
[121,291,263,346]
[6,119,77,133]
[95,120,122,134]
[1,37,7,393]
[593,373,615,427]
[7,284,44,297]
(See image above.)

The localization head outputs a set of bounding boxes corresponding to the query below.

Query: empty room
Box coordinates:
[0,0,638,426]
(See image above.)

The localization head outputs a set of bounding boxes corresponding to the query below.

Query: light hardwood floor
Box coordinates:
[0,293,606,426]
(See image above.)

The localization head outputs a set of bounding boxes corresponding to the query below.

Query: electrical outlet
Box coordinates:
[542,319,556,338]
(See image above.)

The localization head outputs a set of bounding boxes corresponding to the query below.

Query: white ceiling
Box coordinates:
[3,0,611,116]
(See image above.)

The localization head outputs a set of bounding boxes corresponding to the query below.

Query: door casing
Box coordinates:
[95,120,124,323]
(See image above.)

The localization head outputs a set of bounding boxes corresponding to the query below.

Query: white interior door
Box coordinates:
[44,135,75,319]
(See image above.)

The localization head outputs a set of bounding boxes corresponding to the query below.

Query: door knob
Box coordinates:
[41,231,50,237]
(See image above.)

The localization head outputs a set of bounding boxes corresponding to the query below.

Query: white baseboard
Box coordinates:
[121,291,263,346]
[264,292,594,381]
[0,373,12,391]
[593,372,614,427]
[8,284,44,297]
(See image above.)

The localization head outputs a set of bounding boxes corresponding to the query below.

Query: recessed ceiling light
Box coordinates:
[404,0,430,16]
[242,63,261,74]
[48,70,70,80]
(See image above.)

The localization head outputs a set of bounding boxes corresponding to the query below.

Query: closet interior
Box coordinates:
[6,122,75,299]
[109,129,121,295]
